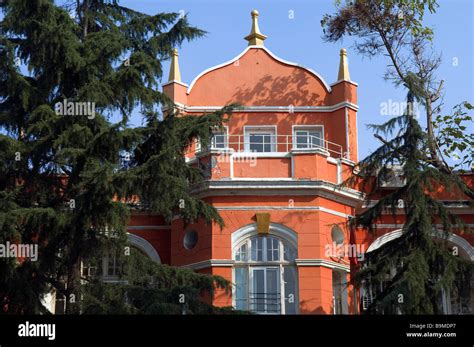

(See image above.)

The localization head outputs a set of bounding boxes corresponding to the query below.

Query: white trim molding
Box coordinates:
[182,259,234,270]
[127,233,161,263]
[367,229,474,261]
[216,205,352,219]
[330,79,359,87]
[187,45,332,93]
[295,258,350,272]
[231,222,298,250]
[179,101,359,114]
[162,80,189,88]
[193,179,364,205]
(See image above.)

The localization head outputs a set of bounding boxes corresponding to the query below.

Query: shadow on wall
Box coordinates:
[299,300,328,314]
[228,69,325,106]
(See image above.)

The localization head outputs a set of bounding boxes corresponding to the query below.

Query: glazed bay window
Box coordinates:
[234,235,298,314]
[293,127,323,149]
[244,126,276,152]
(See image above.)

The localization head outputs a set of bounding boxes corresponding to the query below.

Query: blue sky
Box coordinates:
[3,1,473,161]
[118,0,473,160]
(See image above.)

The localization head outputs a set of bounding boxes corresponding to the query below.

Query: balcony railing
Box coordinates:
[249,292,281,314]
[189,134,343,158]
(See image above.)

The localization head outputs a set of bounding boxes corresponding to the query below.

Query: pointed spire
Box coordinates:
[168,48,181,82]
[337,48,350,81]
[244,10,267,46]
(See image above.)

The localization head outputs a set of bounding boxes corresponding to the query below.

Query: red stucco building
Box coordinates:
[124,10,474,315]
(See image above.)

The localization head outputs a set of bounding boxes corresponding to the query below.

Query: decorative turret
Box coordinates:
[337,48,350,81]
[330,48,358,163]
[244,10,267,46]
[168,48,182,82]
[163,48,188,106]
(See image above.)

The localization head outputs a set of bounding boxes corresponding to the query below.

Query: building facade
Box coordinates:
[125,10,474,314]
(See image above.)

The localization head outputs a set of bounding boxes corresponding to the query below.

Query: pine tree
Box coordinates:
[0,0,233,314]
[81,248,236,314]
[322,0,474,313]
[349,91,472,313]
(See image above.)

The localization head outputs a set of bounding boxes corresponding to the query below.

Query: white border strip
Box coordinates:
[187,46,332,93]
[179,101,359,113]
[127,233,161,263]
[182,259,234,270]
[216,205,352,218]
[366,229,474,261]
[295,258,350,272]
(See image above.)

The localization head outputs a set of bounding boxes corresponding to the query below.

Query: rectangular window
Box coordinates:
[249,133,272,152]
[294,127,323,149]
[235,267,248,310]
[333,270,348,314]
[211,130,227,149]
[103,251,121,278]
[244,126,276,152]
[250,267,281,314]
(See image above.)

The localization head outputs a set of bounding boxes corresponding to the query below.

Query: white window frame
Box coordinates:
[249,266,281,314]
[211,126,229,150]
[292,125,324,150]
[233,235,297,314]
[244,125,277,153]
[332,270,349,314]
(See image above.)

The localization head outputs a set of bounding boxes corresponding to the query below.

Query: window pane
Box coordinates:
[284,267,297,314]
[267,237,280,261]
[296,131,308,149]
[251,238,263,261]
[266,268,280,313]
[235,267,248,310]
[236,243,247,262]
[263,135,272,152]
[284,244,296,261]
[309,131,322,148]
[295,129,323,149]
[212,132,226,149]
[249,133,273,152]
[252,269,265,312]
[249,134,263,152]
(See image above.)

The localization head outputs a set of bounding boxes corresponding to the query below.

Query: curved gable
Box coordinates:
[187,47,330,106]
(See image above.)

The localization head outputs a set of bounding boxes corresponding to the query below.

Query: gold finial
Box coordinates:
[168,48,181,82]
[337,48,350,81]
[244,10,267,46]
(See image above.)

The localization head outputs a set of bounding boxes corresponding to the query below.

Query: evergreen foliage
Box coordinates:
[0,0,234,314]
[322,0,474,314]
[81,248,237,315]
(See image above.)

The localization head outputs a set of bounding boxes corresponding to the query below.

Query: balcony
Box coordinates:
[186,134,353,182]
[190,134,343,158]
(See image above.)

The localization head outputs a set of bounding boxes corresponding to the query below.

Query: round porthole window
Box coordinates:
[183,230,198,250]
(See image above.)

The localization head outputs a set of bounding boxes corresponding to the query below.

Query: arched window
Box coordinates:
[233,234,298,314]
[363,229,474,314]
